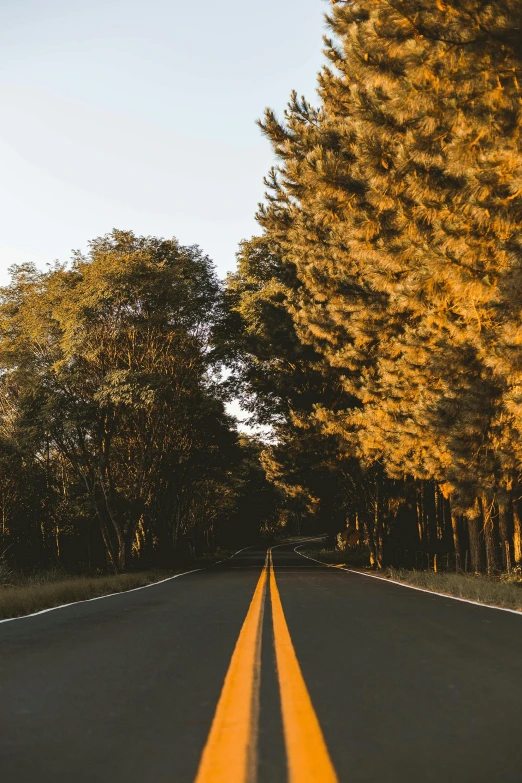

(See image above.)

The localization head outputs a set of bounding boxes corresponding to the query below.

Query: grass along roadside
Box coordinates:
[0,548,238,621]
[385,568,522,612]
[0,570,183,621]
[0,548,237,621]
[299,546,522,612]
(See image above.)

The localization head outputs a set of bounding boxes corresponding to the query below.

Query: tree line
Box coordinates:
[2,1,521,576]
[0,231,280,573]
[223,0,522,574]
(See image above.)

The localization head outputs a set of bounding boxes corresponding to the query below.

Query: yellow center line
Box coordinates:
[269,550,339,783]
[194,553,268,783]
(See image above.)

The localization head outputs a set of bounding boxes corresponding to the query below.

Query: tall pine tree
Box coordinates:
[251,0,522,571]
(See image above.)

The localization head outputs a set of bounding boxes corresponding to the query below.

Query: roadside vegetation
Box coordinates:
[385,569,522,613]
[0,549,234,620]
[300,546,522,612]
[222,0,522,577]
[2,2,522,588]
[0,569,174,621]
[0,231,283,578]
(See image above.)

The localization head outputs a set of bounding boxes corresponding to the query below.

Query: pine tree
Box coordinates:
[253,0,522,570]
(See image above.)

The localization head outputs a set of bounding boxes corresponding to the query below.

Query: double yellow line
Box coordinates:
[194,550,338,783]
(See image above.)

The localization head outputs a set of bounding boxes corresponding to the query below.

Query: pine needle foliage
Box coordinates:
[236,0,522,571]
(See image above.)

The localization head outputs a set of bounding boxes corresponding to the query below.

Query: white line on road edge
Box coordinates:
[217,538,324,562]
[212,544,258,566]
[295,545,522,617]
[0,569,203,625]
[213,538,324,565]
[270,535,328,553]
[0,540,319,626]
[0,543,264,626]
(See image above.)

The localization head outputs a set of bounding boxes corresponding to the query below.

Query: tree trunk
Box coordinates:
[498,500,513,572]
[435,483,444,542]
[117,534,127,573]
[513,500,522,565]
[426,481,438,556]
[416,486,425,549]
[363,514,378,568]
[117,535,130,573]
[450,504,462,570]
[373,476,384,569]
[468,500,484,573]
[480,495,499,575]
[93,504,118,572]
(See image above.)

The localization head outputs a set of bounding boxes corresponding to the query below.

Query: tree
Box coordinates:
[0,230,236,571]
[244,0,522,570]
[222,235,376,540]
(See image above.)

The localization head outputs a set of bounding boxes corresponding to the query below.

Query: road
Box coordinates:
[1,542,521,782]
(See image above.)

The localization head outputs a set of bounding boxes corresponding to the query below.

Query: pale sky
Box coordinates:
[0,0,327,284]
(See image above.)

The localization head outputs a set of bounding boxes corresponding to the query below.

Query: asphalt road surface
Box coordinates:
[1,542,521,782]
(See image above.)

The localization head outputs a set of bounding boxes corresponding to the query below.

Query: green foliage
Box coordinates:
[224,233,361,538]
[0,231,279,572]
[3,3,522,577]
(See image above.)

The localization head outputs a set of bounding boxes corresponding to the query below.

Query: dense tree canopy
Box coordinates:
[226,0,522,572]
[2,2,522,578]
[0,231,280,572]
